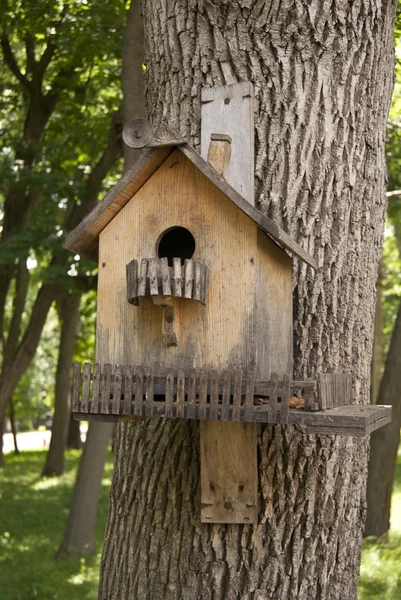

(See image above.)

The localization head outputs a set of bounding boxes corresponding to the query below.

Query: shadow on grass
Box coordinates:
[0,449,113,600]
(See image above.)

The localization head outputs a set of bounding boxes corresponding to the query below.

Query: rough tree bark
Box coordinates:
[365,295,401,537]
[99,3,396,599]
[42,292,81,477]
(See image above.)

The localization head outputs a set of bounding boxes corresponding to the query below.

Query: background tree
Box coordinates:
[98,2,397,599]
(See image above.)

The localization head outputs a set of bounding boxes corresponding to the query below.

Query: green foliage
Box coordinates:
[0,448,113,600]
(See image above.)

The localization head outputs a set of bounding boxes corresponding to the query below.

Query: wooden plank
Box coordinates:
[148,258,159,295]
[160,257,171,296]
[123,366,133,416]
[209,370,219,420]
[91,363,101,413]
[172,258,182,296]
[176,369,185,418]
[165,371,174,418]
[126,259,139,306]
[184,259,194,299]
[187,369,196,419]
[244,371,255,422]
[221,371,232,421]
[268,373,278,424]
[81,363,92,413]
[194,262,202,302]
[232,371,242,422]
[112,365,123,415]
[198,370,208,420]
[101,364,112,414]
[145,367,154,417]
[137,258,148,297]
[134,367,144,416]
[200,421,258,524]
[72,363,81,412]
[281,374,290,425]
[318,373,352,409]
[200,265,208,305]
[201,81,255,204]
[304,384,314,412]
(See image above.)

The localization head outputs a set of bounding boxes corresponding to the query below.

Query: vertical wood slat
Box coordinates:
[184,259,194,298]
[126,260,139,305]
[123,366,133,416]
[200,265,208,305]
[221,371,232,420]
[281,374,290,425]
[145,367,154,417]
[173,258,182,296]
[137,258,148,296]
[318,373,352,409]
[176,369,185,418]
[199,370,208,420]
[91,363,101,413]
[268,373,278,423]
[72,363,81,412]
[81,363,92,413]
[101,364,112,414]
[165,372,174,418]
[209,370,219,420]
[148,258,159,295]
[112,365,123,414]
[194,263,202,302]
[160,257,171,296]
[244,371,255,422]
[187,369,196,419]
[232,371,242,421]
[134,367,144,416]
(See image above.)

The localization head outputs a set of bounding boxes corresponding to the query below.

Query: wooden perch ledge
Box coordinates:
[71,363,391,437]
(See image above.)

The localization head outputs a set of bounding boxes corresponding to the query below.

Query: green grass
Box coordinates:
[0,449,113,600]
[1,444,401,599]
[359,444,401,600]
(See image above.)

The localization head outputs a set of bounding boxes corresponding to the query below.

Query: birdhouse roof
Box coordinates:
[65,124,317,269]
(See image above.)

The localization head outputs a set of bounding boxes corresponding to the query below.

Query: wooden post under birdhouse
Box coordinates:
[199,81,260,524]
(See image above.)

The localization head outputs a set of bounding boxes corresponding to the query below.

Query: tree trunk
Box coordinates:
[0,417,4,468]
[371,268,384,403]
[365,296,401,537]
[56,422,113,558]
[8,399,19,455]
[42,293,80,477]
[67,411,83,450]
[99,2,396,599]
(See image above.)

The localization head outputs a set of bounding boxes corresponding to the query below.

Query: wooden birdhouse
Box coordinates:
[66,82,391,524]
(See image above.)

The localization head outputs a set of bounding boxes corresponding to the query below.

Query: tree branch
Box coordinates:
[387,190,401,198]
[1,33,31,88]
[25,33,36,77]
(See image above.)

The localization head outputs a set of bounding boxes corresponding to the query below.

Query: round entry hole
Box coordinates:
[157,226,196,266]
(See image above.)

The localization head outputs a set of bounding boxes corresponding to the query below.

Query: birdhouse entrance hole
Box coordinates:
[157,226,195,266]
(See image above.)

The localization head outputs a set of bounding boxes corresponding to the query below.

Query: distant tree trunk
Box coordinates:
[42,293,80,477]
[99,2,396,599]
[365,295,401,537]
[67,412,82,450]
[371,268,384,403]
[8,399,19,455]
[0,417,4,468]
[56,422,113,557]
